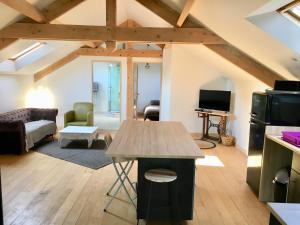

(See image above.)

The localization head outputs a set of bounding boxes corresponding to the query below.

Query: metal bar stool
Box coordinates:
[103,133,137,212]
[143,168,179,223]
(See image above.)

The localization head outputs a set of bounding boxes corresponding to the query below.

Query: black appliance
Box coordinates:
[198,89,231,112]
[246,91,300,195]
[274,80,300,91]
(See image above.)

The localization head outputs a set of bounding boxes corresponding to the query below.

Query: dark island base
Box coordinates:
[137,158,195,220]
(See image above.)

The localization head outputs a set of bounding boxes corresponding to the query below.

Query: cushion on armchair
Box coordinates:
[74,102,93,121]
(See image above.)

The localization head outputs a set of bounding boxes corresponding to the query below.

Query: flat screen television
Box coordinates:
[198,89,231,112]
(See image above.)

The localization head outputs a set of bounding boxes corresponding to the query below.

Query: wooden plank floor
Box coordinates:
[0,144,269,225]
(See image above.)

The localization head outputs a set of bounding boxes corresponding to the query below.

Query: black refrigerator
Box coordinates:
[246,91,300,195]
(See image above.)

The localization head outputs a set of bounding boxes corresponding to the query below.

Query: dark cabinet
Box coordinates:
[288,169,300,203]
[288,153,300,203]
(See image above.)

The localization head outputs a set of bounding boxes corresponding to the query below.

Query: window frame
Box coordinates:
[9,42,45,61]
[278,0,300,25]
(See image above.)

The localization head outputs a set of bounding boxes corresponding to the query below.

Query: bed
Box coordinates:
[144,100,160,121]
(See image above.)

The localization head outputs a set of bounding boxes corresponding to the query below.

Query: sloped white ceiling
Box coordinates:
[0,0,299,80]
[187,0,300,80]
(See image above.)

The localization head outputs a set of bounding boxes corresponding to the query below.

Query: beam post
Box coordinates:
[127,57,134,120]
[106,0,117,50]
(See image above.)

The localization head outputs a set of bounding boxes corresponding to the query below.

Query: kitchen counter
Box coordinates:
[268,203,300,225]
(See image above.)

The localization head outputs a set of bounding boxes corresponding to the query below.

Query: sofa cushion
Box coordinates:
[66,121,89,126]
[25,120,56,149]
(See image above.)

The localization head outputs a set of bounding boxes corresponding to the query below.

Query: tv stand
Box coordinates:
[195,111,231,142]
[195,108,212,113]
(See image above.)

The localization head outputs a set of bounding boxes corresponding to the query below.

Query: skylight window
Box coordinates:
[9,42,45,61]
[279,1,300,25]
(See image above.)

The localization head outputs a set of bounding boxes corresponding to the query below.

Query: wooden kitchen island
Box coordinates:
[106,120,204,220]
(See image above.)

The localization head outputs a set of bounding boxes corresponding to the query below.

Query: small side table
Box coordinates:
[196,111,231,142]
[58,126,99,148]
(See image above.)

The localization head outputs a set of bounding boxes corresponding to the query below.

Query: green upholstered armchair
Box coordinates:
[64,102,94,127]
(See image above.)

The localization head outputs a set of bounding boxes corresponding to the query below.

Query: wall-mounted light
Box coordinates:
[26,86,54,108]
[145,62,150,69]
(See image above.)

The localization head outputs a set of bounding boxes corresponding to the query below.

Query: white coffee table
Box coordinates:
[58,126,99,148]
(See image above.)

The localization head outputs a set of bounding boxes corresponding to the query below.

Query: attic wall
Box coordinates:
[0,74,33,113]
[160,45,268,153]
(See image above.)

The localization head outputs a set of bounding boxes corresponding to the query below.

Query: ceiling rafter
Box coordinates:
[34,48,162,82]
[34,49,80,82]
[0,0,87,51]
[0,0,46,23]
[177,0,195,27]
[0,23,226,44]
[135,0,201,28]
[34,19,163,82]
[135,0,285,86]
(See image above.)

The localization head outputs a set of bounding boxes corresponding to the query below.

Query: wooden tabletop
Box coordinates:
[196,110,231,117]
[106,121,204,159]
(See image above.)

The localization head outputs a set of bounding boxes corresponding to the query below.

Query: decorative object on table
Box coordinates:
[282,131,300,147]
[144,100,160,121]
[35,139,112,170]
[64,102,94,127]
[0,108,58,154]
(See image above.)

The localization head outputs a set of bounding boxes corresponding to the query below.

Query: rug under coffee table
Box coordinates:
[58,126,99,148]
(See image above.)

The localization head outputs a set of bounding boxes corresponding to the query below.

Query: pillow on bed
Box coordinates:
[150,100,160,106]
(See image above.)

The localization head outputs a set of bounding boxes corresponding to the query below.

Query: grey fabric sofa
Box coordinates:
[0,108,58,154]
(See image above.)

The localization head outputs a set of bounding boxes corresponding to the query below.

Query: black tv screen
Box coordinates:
[199,89,231,112]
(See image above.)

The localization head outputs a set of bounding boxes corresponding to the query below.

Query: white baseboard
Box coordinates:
[235,144,248,156]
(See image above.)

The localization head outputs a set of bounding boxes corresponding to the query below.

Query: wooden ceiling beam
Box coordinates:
[0,23,226,44]
[135,0,286,86]
[0,0,46,23]
[106,0,117,51]
[177,0,195,27]
[34,48,162,82]
[0,0,86,51]
[34,49,80,82]
[205,44,284,86]
[78,48,163,57]
[39,0,86,23]
[135,0,201,28]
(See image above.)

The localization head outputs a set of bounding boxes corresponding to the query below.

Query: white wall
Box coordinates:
[35,56,127,128]
[160,45,269,153]
[135,63,161,112]
[0,74,33,113]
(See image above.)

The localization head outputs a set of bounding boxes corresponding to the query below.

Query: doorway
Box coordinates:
[133,62,162,120]
[92,61,121,130]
